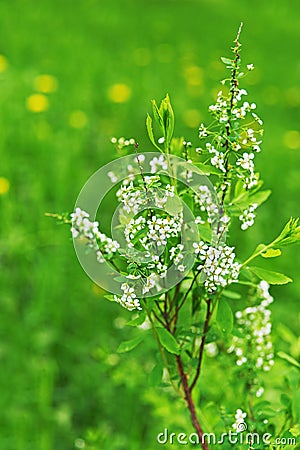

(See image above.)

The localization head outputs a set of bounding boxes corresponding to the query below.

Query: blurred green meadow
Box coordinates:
[0,1,299,449]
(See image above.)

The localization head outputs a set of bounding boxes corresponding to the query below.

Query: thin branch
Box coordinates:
[176,355,209,450]
[189,298,212,392]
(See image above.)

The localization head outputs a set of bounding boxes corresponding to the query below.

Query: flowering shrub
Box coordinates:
[49,25,300,449]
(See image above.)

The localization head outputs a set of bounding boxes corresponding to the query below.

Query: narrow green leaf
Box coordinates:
[277,351,300,369]
[254,243,268,253]
[149,363,164,386]
[117,335,144,353]
[261,248,282,258]
[222,290,241,300]
[249,266,293,285]
[146,114,162,151]
[104,294,115,302]
[126,311,147,327]
[163,94,175,146]
[220,56,233,66]
[194,162,222,175]
[156,327,180,355]
[217,300,233,334]
[152,99,164,131]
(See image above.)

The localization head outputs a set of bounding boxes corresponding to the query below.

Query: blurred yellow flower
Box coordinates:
[283,130,300,150]
[34,74,58,93]
[26,94,49,113]
[0,177,10,195]
[108,83,131,103]
[69,110,88,129]
[0,55,8,73]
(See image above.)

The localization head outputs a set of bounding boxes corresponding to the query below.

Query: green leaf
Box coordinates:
[194,162,222,175]
[217,300,233,334]
[220,56,233,66]
[126,311,147,327]
[261,248,282,258]
[156,327,180,355]
[165,195,182,215]
[161,94,174,146]
[222,290,241,300]
[149,363,164,386]
[146,114,162,151]
[117,334,144,353]
[290,424,300,438]
[152,99,164,132]
[182,193,194,212]
[277,351,300,369]
[292,390,300,422]
[104,294,115,302]
[254,243,268,254]
[249,266,293,285]
[198,224,211,242]
[249,189,272,206]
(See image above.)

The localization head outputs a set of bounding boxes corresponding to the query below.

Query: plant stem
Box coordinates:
[176,355,209,450]
[190,298,212,392]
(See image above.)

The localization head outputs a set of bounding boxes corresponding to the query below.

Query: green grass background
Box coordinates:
[0,1,299,449]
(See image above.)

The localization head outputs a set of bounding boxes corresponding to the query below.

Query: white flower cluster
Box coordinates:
[116,176,174,215]
[228,280,274,374]
[200,85,263,192]
[194,185,219,223]
[239,203,258,230]
[206,143,226,173]
[150,154,168,173]
[113,282,142,311]
[236,149,258,190]
[70,208,120,261]
[148,214,182,246]
[193,241,240,293]
[170,244,186,272]
[232,409,247,432]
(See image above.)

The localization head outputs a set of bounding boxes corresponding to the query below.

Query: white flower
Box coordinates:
[150,155,168,173]
[229,281,274,371]
[239,203,258,230]
[211,151,226,172]
[114,283,142,311]
[232,409,247,432]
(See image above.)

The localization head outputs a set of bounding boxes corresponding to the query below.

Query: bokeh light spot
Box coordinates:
[133,47,152,66]
[283,130,300,150]
[34,74,58,93]
[155,43,174,63]
[108,83,131,103]
[182,109,201,128]
[26,94,49,112]
[262,86,279,105]
[183,65,203,86]
[0,177,10,195]
[69,110,88,129]
[0,55,8,72]
[285,86,300,107]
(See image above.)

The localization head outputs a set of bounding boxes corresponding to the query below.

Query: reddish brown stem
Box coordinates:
[176,355,209,450]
